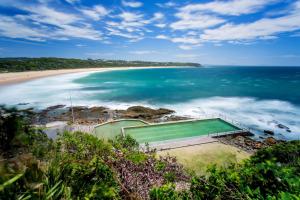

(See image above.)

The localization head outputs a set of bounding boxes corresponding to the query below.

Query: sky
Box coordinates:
[0,0,300,66]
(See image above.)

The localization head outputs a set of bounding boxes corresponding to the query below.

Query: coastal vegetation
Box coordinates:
[0,57,201,72]
[0,107,299,199]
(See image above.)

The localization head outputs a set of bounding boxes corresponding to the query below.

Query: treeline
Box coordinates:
[0,107,299,199]
[0,57,201,72]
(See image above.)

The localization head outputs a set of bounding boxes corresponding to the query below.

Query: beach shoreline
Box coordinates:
[0,66,184,85]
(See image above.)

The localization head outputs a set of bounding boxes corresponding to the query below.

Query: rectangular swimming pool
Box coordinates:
[123,118,241,144]
[94,119,148,140]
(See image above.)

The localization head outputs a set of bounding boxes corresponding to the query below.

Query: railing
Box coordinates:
[194,112,253,133]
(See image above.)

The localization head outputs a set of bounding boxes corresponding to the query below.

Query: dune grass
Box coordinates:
[157,142,250,175]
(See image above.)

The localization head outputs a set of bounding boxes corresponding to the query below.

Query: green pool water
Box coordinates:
[94,119,148,140]
[124,118,241,143]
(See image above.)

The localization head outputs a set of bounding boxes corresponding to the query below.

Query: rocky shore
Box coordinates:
[34,105,190,125]
[217,134,283,153]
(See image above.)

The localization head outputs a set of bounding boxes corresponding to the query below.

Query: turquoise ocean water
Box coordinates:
[0,66,299,139]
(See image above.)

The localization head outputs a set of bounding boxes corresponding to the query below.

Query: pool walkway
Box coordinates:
[141,135,218,151]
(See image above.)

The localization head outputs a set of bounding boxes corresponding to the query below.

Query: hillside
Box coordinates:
[0,57,201,72]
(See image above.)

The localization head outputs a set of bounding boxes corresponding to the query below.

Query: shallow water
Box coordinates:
[0,66,299,140]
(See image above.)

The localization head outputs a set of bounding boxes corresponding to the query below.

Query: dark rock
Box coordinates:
[46,105,65,111]
[120,106,175,120]
[277,124,289,129]
[216,134,267,153]
[264,130,274,135]
[253,142,263,149]
[17,102,29,105]
[264,137,277,145]
[127,106,174,115]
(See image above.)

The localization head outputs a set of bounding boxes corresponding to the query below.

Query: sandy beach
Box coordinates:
[0,66,179,85]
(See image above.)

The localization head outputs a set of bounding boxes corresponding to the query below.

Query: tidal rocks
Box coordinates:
[36,105,176,124]
[217,135,266,153]
[217,134,282,153]
[264,130,274,135]
[277,124,288,129]
[264,137,277,145]
[45,105,65,111]
[277,124,291,133]
[17,102,29,105]
[119,106,175,120]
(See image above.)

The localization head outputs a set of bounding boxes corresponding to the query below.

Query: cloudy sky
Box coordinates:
[0,0,300,66]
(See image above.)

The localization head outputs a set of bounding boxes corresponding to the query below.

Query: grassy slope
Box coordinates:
[157,142,250,175]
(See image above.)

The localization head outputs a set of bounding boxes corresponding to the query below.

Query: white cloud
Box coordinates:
[76,44,86,47]
[156,35,169,39]
[156,1,176,8]
[119,11,143,22]
[80,5,109,20]
[155,23,166,28]
[153,12,164,20]
[0,4,103,41]
[130,50,157,55]
[170,14,225,30]
[170,0,279,31]
[65,0,80,4]
[165,0,300,48]
[0,15,46,41]
[106,27,144,41]
[105,11,150,41]
[171,36,202,44]
[181,0,279,16]
[121,0,143,8]
[201,10,300,42]
[156,34,202,50]
[23,5,80,26]
[178,45,194,50]
[1,0,299,47]
[54,24,102,40]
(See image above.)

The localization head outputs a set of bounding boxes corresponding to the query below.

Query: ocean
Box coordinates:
[0,66,299,140]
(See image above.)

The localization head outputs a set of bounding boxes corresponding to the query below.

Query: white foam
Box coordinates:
[0,71,96,108]
[161,97,300,140]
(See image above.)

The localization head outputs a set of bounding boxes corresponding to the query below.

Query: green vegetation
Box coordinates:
[1,107,299,199]
[152,141,300,200]
[0,57,201,72]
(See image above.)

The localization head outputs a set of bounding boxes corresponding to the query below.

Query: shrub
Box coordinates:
[112,135,139,151]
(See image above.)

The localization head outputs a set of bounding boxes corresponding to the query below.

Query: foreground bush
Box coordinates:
[151,141,300,200]
[1,131,120,200]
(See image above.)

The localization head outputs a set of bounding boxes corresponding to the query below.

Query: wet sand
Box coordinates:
[0,66,181,85]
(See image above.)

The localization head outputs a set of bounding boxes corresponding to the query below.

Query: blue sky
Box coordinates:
[0,0,300,66]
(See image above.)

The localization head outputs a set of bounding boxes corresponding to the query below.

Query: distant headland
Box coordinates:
[0,57,201,73]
